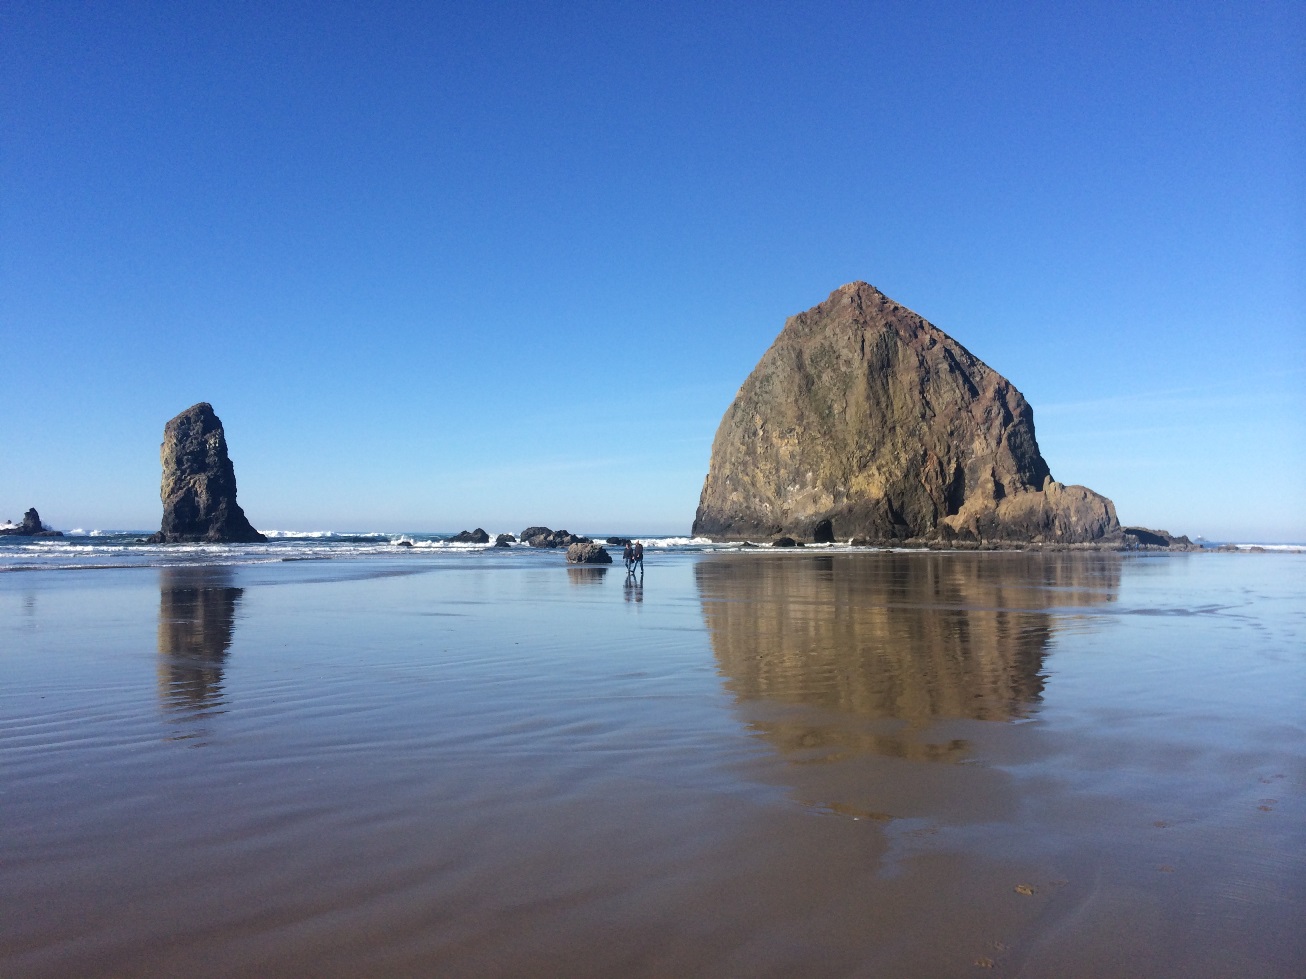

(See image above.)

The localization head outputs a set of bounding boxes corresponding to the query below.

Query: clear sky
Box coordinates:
[3,1,1303,539]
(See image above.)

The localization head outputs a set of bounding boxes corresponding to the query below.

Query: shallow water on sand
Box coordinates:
[1,552,1302,978]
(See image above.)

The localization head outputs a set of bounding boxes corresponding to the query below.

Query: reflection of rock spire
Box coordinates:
[157,566,242,714]
[697,552,1119,761]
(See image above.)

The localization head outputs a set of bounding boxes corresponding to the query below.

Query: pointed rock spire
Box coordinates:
[147,403,266,543]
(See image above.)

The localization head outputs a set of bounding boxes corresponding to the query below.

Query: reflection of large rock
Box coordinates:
[148,403,266,543]
[693,282,1119,544]
[697,552,1119,760]
[157,566,243,710]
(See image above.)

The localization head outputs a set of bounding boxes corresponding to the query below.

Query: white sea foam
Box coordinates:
[1229,543,1306,553]
[405,539,499,550]
[262,530,407,539]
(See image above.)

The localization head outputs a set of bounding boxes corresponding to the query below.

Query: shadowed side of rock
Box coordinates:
[692,282,1121,545]
[148,403,266,544]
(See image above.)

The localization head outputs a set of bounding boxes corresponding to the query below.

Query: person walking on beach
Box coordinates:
[632,540,644,574]
[622,541,634,572]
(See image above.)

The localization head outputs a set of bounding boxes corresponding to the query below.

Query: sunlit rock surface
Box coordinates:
[693,282,1119,544]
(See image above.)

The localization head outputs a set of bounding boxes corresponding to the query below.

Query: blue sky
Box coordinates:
[2,1,1302,539]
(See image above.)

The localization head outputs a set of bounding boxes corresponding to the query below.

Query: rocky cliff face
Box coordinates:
[693,282,1120,544]
[148,403,266,544]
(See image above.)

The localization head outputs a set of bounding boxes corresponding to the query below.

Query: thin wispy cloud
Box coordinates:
[1038,369,1304,415]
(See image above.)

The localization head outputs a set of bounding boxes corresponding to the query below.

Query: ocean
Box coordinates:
[0,531,729,571]
[1,543,1302,977]
[2,528,1302,573]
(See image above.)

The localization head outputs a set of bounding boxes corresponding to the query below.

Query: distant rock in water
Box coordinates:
[1122,526,1196,550]
[448,528,490,544]
[692,282,1120,545]
[520,526,559,547]
[521,526,591,548]
[0,507,63,537]
[494,533,516,547]
[147,403,266,544]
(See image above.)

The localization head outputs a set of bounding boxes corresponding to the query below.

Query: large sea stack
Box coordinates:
[693,282,1120,545]
[148,403,266,544]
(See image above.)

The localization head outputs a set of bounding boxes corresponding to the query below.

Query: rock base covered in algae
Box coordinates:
[147,403,266,544]
[693,282,1185,548]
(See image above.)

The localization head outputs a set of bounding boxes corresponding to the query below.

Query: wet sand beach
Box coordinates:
[1,551,1302,977]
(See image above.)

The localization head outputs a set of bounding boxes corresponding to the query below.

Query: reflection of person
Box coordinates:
[623,573,643,603]
[623,541,634,571]
[632,540,644,573]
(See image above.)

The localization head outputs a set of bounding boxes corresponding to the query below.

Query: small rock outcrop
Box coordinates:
[147,403,266,544]
[0,508,63,537]
[1121,527,1197,550]
[693,282,1121,545]
[1123,527,1169,547]
[494,534,515,547]
[566,542,613,564]
[521,526,591,548]
[448,528,490,544]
